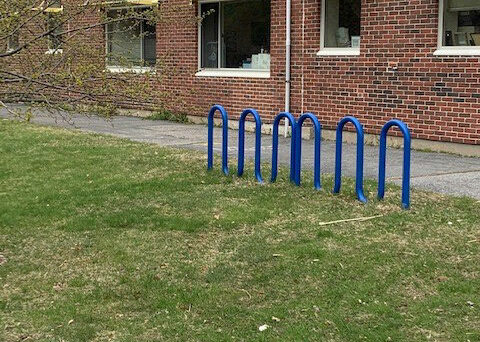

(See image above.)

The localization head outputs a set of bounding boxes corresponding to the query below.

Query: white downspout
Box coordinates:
[284,0,291,137]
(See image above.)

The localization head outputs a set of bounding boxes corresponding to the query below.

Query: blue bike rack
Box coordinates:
[271,112,297,183]
[294,113,322,190]
[333,116,367,203]
[238,109,263,183]
[206,104,415,209]
[207,105,229,175]
[378,120,411,209]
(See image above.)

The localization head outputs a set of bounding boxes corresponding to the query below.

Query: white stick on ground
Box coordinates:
[318,215,384,226]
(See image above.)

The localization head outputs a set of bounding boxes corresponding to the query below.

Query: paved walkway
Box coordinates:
[2,105,480,199]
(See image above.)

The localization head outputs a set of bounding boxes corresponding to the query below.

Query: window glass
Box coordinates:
[221,0,270,69]
[47,13,63,50]
[443,1,480,46]
[107,10,142,66]
[106,9,156,67]
[201,3,219,68]
[7,32,19,52]
[324,0,361,48]
[200,0,271,70]
[143,21,157,66]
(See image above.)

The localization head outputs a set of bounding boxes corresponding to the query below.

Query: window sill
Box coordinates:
[433,47,480,56]
[106,66,156,74]
[316,48,360,56]
[45,49,63,55]
[195,69,270,79]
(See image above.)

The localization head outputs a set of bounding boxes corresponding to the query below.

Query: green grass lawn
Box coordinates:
[1,120,479,342]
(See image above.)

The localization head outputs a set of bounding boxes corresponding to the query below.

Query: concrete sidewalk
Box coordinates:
[2,106,480,199]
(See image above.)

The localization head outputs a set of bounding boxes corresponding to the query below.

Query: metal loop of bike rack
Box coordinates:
[207,105,412,209]
[294,113,322,190]
[271,112,297,183]
[378,120,412,209]
[207,104,229,175]
[333,116,367,203]
[238,108,263,183]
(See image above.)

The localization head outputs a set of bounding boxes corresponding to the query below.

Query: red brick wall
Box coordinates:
[289,0,480,145]
[155,0,479,145]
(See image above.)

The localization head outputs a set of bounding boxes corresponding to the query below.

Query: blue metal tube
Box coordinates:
[271,112,297,183]
[207,105,229,175]
[333,116,367,203]
[378,119,411,209]
[238,109,263,183]
[294,113,322,190]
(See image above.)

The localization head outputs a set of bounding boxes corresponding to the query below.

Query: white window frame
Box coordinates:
[196,0,270,78]
[105,5,156,73]
[45,48,63,55]
[434,0,480,56]
[317,0,361,57]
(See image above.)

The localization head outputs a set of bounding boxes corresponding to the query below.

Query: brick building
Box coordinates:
[10,0,480,152]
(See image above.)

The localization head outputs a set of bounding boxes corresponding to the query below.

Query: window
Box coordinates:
[436,0,480,55]
[198,0,271,77]
[318,0,361,56]
[36,0,64,54]
[106,8,157,70]
[46,13,63,53]
[6,32,19,52]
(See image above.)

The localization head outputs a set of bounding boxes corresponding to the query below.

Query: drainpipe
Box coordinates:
[284,0,291,137]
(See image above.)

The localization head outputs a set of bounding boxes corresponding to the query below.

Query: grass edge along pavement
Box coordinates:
[1,120,479,341]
